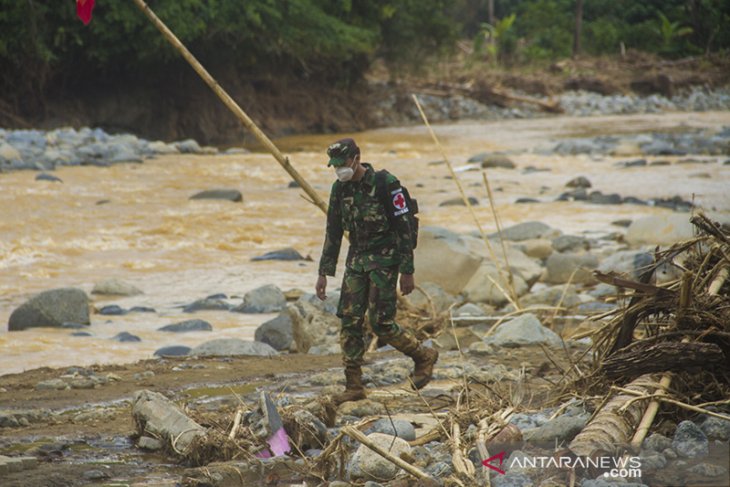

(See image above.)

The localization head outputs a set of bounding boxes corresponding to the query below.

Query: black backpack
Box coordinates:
[375,170,419,248]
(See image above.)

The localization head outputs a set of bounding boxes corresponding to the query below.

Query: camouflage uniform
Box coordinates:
[319,163,421,368]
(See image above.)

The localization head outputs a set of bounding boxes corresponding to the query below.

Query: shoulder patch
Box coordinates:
[391,190,409,216]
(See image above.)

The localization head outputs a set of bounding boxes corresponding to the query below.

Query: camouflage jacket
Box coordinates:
[318,163,415,276]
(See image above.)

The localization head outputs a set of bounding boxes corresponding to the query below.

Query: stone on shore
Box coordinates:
[254,312,294,351]
[544,252,599,284]
[597,250,654,281]
[153,345,192,357]
[132,389,206,454]
[91,278,143,296]
[626,214,695,245]
[462,262,528,306]
[414,227,482,295]
[485,313,562,348]
[490,221,561,242]
[366,418,416,441]
[233,284,287,313]
[287,301,339,353]
[189,338,278,357]
[672,420,709,458]
[8,288,90,331]
[403,282,457,314]
[349,432,412,481]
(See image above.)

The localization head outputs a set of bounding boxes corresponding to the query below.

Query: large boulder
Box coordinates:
[287,301,339,353]
[254,312,293,351]
[462,262,529,306]
[485,313,562,348]
[233,284,286,313]
[626,215,695,246]
[489,221,561,242]
[520,284,582,309]
[544,252,599,284]
[414,227,482,295]
[8,288,90,331]
[91,278,143,296]
[349,432,412,481]
[189,338,278,357]
[403,282,457,314]
[597,250,654,281]
[462,236,544,287]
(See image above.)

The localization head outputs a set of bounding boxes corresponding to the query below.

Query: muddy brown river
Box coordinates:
[1,111,729,374]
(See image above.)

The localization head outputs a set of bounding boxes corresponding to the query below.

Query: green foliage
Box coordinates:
[514,0,573,61]
[459,0,729,62]
[472,13,516,65]
[0,0,456,97]
[656,11,693,51]
[0,0,727,106]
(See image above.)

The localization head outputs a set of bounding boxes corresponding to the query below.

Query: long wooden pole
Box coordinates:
[130,0,328,215]
[412,94,519,308]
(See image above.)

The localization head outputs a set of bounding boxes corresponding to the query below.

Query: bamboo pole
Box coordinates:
[130,0,328,215]
[629,373,672,451]
[708,265,729,296]
[411,94,519,309]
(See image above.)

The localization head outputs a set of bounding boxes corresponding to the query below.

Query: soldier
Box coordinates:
[315,137,438,405]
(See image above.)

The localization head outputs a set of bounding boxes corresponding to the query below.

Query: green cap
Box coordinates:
[327,138,359,167]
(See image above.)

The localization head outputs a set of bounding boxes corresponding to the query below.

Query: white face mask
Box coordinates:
[336,166,354,182]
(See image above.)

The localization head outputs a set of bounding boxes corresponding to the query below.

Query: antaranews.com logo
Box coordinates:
[483,451,642,479]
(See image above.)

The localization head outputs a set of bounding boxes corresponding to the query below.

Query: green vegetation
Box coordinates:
[0,0,727,106]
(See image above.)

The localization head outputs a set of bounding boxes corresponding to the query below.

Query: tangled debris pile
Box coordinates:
[128,212,730,487]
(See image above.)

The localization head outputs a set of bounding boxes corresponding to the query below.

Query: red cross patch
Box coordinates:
[392,192,407,210]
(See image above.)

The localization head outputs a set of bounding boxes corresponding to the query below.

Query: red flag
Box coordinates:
[76,0,95,25]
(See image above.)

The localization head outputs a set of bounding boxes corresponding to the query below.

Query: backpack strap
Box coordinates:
[375,170,396,226]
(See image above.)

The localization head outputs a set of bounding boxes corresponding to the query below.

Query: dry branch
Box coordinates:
[601,341,725,380]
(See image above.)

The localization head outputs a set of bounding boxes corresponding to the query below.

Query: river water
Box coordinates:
[1,112,729,374]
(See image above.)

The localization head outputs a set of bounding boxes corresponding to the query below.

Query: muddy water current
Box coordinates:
[1,112,729,374]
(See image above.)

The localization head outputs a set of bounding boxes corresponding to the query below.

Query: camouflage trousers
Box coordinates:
[337,265,419,368]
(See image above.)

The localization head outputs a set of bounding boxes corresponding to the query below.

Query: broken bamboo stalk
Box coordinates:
[629,373,673,451]
[229,409,244,440]
[451,422,475,477]
[708,265,729,296]
[476,418,492,487]
[412,94,519,309]
[130,0,328,215]
[341,425,432,481]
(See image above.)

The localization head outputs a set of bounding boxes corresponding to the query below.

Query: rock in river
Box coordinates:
[8,288,90,331]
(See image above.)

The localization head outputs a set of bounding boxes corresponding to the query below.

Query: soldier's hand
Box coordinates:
[400,273,415,295]
[316,275,327,301]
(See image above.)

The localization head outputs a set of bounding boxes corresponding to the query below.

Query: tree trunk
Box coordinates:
[573,0,583,58]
